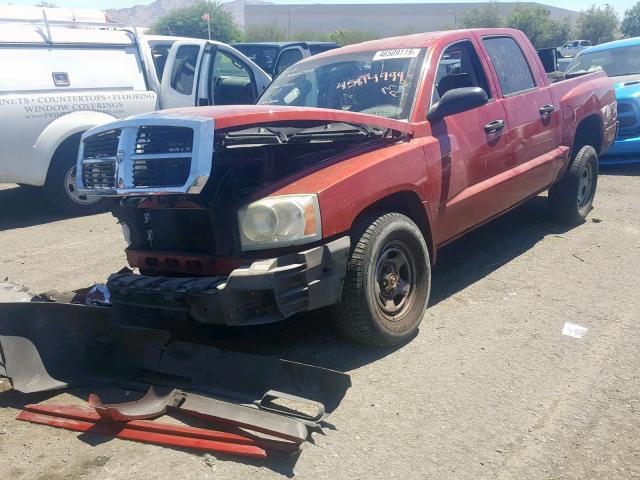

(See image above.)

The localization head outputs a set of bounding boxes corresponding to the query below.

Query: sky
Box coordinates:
[2,0,638,15]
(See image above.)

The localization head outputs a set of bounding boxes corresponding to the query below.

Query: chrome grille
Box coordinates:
[82,161,116,189]
[78,118,211,196]
[83,129,121,160]
[133,157,191,188]
[135,126,193,154]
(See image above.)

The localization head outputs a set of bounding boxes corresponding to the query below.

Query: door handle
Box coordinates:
[484,119,505,134]
[539,104,555,116]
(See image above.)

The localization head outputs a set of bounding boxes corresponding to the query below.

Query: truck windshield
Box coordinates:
[567,45,640,77]
[258,48,426,120]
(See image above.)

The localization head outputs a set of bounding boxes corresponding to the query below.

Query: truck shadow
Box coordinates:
[0,184,65,230]
[0,184,108,231]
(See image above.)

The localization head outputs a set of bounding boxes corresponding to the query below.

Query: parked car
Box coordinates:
[78,28,616,346]
[557,40,592,58]
[0,6,269,214]
[232,41,339,76]
[567,37,640,163]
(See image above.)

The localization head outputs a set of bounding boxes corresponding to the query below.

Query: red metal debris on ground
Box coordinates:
[17,403,298,458]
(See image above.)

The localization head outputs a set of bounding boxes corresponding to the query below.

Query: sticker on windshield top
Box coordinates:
[373,49,420,61]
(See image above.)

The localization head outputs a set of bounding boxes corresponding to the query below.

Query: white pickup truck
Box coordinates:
[0,6,270,214]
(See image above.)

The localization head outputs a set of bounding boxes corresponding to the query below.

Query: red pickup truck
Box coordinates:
[78,28,617,346]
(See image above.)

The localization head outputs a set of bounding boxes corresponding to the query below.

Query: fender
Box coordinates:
[272,138,435,240]
[27,111,118,186]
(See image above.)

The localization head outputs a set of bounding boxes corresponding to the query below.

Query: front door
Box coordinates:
[428,39,512,244]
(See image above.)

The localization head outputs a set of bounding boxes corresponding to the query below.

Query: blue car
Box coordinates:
[567,37,640,164]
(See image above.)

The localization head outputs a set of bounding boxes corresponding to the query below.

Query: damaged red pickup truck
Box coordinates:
[78,28,617,346]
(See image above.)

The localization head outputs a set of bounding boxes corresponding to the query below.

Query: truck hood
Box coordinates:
[613,76,640,100]
[129,105,415,135]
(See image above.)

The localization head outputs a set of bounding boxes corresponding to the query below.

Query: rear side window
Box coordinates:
[171,45,200,95]
[0,45,146,92]
[483,36,536,96]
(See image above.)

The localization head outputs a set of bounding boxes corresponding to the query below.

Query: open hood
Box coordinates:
[129,105,416,136]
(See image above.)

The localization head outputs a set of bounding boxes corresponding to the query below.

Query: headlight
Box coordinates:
[238,194,322,251]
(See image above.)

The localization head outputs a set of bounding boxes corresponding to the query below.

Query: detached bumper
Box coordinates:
[107,237,350,326]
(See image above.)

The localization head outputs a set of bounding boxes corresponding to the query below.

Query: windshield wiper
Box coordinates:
[288,123,388,143]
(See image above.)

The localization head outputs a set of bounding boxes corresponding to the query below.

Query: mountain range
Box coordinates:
[107,0,269,28]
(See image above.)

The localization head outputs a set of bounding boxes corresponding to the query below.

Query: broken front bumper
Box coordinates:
[107,236,350,326]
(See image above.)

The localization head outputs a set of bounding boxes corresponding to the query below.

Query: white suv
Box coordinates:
[557,40,592,58]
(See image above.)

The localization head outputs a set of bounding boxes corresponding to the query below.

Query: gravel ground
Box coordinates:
[0,166,639,480]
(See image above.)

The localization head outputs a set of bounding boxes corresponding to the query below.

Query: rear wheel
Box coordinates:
[549,145,598,225]
[44,140,108,215]
[332,213,431,347]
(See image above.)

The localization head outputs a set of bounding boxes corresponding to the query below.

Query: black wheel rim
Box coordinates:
[577,161,594,209]
[374,241,417,319]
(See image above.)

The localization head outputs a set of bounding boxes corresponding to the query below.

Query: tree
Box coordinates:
[460,2,504,28]
[149,1,242,43]
[244,24,288,42]
[622,1,640,38]
[505,5,570,48]
[574,5,620,45]
[327,29,379,46]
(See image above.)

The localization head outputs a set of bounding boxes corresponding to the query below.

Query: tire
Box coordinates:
[331,213,431,347]
[44,141,109,216]
[549,145,598,225]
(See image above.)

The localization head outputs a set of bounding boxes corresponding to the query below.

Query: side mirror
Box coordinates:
[427,87,489,121]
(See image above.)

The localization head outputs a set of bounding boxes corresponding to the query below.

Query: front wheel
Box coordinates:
[549,145,598,225]
[331,213,431,347]
[44,142,108,216]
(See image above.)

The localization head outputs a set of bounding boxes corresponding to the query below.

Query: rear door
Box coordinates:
[480,34,559,208]
[159,40,205,109]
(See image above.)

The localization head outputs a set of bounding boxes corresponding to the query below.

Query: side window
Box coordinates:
[151,44,171,80]
[432,40,491,104]
[483,36,536,96]
[213,50,251,79]
[275,49,304,75]
[171,45,200,95]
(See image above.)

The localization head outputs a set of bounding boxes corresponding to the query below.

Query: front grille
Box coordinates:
[82,161,116,189]
[133,157,191,188]
[83,129,121,160]
[135,126,193,154]
[80,122,204,193]
[619,116,636,129]
[617,102,634,114]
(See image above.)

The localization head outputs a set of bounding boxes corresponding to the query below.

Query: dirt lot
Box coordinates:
[0,166,639,479]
